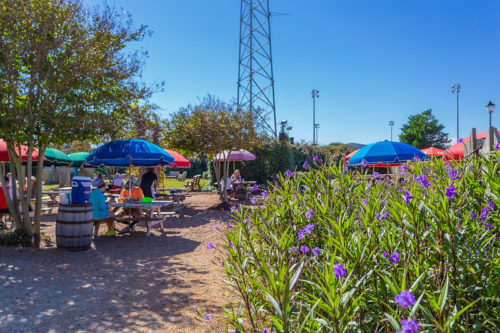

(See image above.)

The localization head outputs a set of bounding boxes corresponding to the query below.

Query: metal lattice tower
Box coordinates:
[237,0,277,137]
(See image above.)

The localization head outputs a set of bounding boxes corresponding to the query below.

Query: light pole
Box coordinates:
[451,83,461,142]
[315,123,320,144]
[389,121,394,141]
[486,101,495,129]
[311,89,319,144]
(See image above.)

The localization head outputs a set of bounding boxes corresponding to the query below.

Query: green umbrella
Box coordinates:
[68,152,89,167]
[40,148,72,166]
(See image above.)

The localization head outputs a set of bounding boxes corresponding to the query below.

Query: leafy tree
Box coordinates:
[399,109,450,149]
[163,96,264,202]
[0,0,150,246]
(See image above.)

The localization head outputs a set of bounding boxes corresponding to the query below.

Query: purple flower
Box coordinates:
[252,184,259,191]
[389,252,400,263]
[290,246,298,253]
[415,175,431,188]
[395,290,416,308]
[400,164,407,174]
[381,199,387,205]
[313,155,319,162]
[262,190,269,197]
[305,211,314,219]
[396,318,420,333]
[298,224,314,239]
[206,242,214,250]
[404,190,413,205]
[228,241,234,247]
[373,172,379,179]
[231,205,240,213]
[333,263,347,277]
[285,169,293,177]
[362,160,368,167]
[445,184,457,200]
[495,143,500,150]
[485,223,494,231]
[479,207,490,221]
[487,202,495,209]
[469,211,476,219]
[312,247,321,255]
[445,165,460,180]
[361,199,367,206]
[202,313,212,322]
[300,246,309,253]
[262,329,269,333]
[214,224,219,230]
[250,197,257,204]
[227,223,233,229]
[398,188,403,193]
[383,250,389,258]
[457,138,463,143]
[302,161,308,169]
[380,212,389,220]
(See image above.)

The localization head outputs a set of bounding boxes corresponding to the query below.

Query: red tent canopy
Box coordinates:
[445,130,500,161]
[344,149,359,162]
[0,140,39,162]
[421,147,446,157]
[164,149,190,168]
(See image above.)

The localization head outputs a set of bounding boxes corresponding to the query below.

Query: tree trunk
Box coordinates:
[33,147,46,248]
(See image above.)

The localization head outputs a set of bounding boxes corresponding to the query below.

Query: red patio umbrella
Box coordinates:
[344,149,359,162]
[421,147,446,157]
[445,130,500,161]
[164,149,190,168]
[0,140,39,161]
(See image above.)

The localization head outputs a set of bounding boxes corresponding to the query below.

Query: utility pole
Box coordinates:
[451,83,461,142]
[311,89,319,144]
[389,121,394,141]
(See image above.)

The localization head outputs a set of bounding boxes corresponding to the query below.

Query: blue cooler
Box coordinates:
[71,176,92,204]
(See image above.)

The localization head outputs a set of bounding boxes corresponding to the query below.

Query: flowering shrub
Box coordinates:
[221,152,499,332]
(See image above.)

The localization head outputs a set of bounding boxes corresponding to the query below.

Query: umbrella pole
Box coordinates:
[129,157,132,200]
[2,162,4,177]
[386,163,389,175]
[233,161,235,173]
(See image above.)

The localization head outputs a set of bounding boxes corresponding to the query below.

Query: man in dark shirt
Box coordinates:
[140,168,158,198]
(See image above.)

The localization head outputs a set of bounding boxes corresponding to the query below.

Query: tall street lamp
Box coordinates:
[486,101,495,129]
[311,89,319,144]
[451,83,461,142]
[389,121,395,141]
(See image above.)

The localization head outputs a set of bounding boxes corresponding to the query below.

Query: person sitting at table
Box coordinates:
[231,169,243,191]
[111,173,124,193]
[89,181,117,236]
[92,173,104,188]
[140,168,158,199]
[119,179,145,202]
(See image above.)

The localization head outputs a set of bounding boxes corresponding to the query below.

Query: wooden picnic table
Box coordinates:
[114,200,174,236]
[42,190,60,205]
[157,187,188,193]
[231,180,257,200]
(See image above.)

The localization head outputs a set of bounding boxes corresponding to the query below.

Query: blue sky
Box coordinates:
[86,0,500,145]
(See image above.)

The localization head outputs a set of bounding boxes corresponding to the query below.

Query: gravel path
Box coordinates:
[0,193,233,332]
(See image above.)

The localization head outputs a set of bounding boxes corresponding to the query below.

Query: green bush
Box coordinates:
[221,152,499,332]
[0,228,27,246]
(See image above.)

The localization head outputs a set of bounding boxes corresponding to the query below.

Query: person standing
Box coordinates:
[140,168,158,199]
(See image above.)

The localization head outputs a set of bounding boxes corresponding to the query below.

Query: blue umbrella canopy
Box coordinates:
[84,139,174,167]
[348,141,428,166]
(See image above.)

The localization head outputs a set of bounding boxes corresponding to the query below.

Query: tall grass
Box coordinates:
[222,152,499,332]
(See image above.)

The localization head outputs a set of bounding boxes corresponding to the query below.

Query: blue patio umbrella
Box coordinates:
[348,141,428,166]
[84,139,174,167]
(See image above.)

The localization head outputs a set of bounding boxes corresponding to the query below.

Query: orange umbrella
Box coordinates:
[421,147,445,157]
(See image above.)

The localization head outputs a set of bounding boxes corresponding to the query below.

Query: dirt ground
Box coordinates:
[0,192,236,333]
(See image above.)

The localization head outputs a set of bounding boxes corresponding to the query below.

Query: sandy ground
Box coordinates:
[0,192,235,333]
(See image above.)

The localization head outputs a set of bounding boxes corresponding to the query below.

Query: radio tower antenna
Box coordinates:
[237,0,277,137]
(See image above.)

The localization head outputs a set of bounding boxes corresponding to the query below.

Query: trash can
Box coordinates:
[71,176,91,204]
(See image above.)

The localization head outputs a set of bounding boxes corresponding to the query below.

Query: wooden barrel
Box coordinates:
[56,204,93,251]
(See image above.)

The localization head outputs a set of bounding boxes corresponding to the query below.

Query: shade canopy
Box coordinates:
[445,130,500,160]
[0,140,39,162]
[44,148,72,166]
[344,149,360,162]
[68,152,90,167]
[349,141,428,166]
[421,147,446,157]
[215,149,256,162]
[84,139,174,167]
[164,149,190,168]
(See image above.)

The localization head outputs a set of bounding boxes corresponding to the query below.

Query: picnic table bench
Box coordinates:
[113,200,174,236]
[232,180,257,201]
